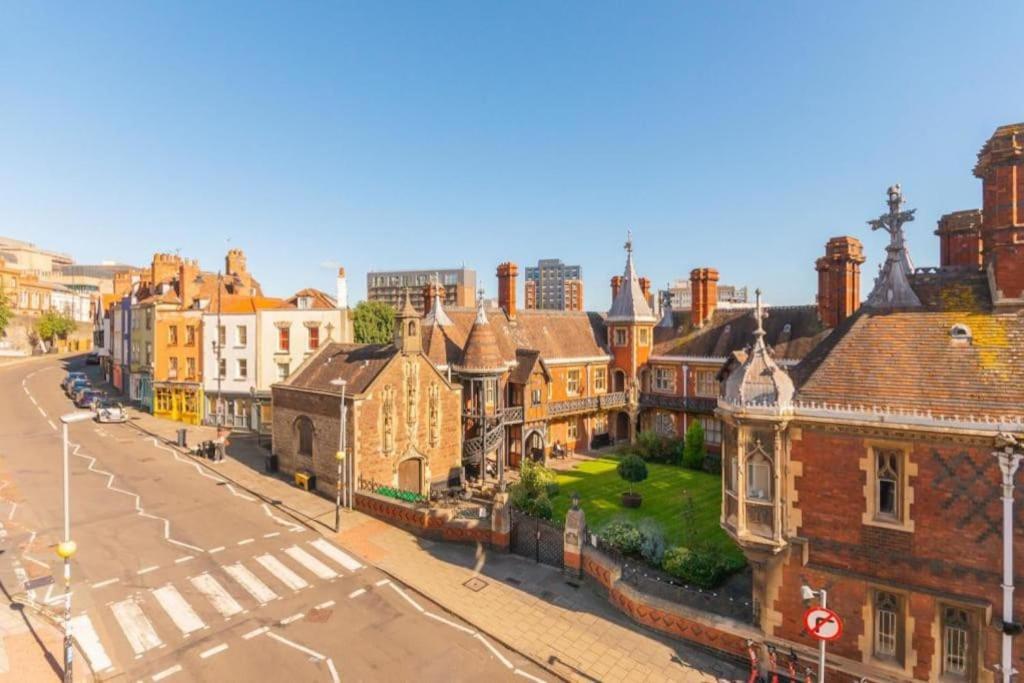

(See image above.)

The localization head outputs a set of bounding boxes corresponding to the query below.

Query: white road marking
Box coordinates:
[242,626,268,640]
[189,573,243,618]
[153,584,206,636]
[284,545,337,580]
[137,565,159,575]
[513,669,547,682]
[223,563,278,604]
[262,531,280,538]
[29,395,37,405]
[476,633,513,669]
[424,611,476,635]
[348,588,366,599]
[279,612,304,625]
[47,420,57,431]
[315,600,336,610]
[152,664,182,681]
[91,578,119,589]
[209,546,225,554]
[111,597,162,655]
[225,484,256,502]
[69,614,113,672]
[262,503,304,532]
[265,631,324,660]
[200,643,229,659]
[237,538,254,546]
[388,582,425,613]
[309,538,363,572]
[255,554,308,591]
[326,659,340,683]
[174,555,194,564]
[45,591,72,606]
[7,502,16,520]
[374,579,390,587]
[37,406,46,417]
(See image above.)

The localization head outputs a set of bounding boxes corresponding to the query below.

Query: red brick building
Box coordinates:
[718,123,1024,681]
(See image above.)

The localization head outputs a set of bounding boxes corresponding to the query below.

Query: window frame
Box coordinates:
[566,369,581,395]
[694,369,717,397]
[308,325,320,351]
[700,416,722,445]
[872,590,904,666]
[296,416,314,457]
[654,366,674,392]
[235,324,247,348]
[236,358,248,380]
[278,326,290,353]
[940,604,976,680]
[593,367,607,393]
[613,328,627,347]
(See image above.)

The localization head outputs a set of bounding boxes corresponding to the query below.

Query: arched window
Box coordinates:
[746,450,772,501]
[408,320,417,336]
[296,416,314,457]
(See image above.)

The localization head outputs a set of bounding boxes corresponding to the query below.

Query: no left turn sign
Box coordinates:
[803,606,843,641]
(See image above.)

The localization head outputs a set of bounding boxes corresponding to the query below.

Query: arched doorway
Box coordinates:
[525,430,545,462]
[615,412,631,442]
[613,370,626,393]
[398,457,424,494]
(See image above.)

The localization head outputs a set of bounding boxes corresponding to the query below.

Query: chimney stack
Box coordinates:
[638,277,653,309]
[497,262,518,319]
[935,210,983,268]
[150,253,181,287]
[689,268,719,327]
[610,275,623,302]
[974,123,1024,304]
[336,266,348,309]
[814,237,865,328]
[178,259,199,308]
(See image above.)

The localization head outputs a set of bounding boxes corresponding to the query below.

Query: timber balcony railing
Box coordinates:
[546,391,628,417]
[639,393,717,413]
[463,427,504,460]
[501,406,524,424]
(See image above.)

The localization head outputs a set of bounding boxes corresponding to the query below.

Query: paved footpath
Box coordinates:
[121,407,742,683]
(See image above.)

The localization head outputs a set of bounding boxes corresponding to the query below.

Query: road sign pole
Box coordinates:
[817,589,827,683]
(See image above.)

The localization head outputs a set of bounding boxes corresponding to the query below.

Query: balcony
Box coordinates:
[501,406,524,424]
[639,393,717,413]
[599,391,627,409]
[547,395,599,417]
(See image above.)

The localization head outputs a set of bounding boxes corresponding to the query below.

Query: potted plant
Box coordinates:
[617,454,648,508]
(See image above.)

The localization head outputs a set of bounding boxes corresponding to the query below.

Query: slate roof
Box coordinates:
[652,306,828,362]
[794,268,1024,418]
[607,245,656,323]
[422,307,609,368]
[283,342,397,395]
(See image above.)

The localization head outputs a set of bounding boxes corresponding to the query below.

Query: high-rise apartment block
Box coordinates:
[523,259,583,311]
[366,267,476,311]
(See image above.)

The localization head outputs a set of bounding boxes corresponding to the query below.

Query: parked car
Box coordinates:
[75,389,103,409]
[72,384,95,404]
[62,371,87,391]
[85,352,100,365]
[66,378,90,398]
[95,400,128,423]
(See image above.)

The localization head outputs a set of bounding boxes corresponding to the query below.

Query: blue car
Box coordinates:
[66,378,90,398]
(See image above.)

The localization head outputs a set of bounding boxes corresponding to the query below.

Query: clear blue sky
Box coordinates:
[2,2,1022,309]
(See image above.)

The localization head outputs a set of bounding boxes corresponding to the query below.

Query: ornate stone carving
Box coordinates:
[428,382,441,448]
[865,184,922,309]
[382,384,395,455]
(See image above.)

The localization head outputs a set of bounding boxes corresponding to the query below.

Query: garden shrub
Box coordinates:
[635,430,684,464]
[682,420,706,470]
[637,519,666,566]
[662,545,732,589]
[616,454,648,494]
[600,520,642,555]
[511,458,557,519]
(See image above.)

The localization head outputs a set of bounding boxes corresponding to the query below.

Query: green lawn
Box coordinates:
[551,456,744,564]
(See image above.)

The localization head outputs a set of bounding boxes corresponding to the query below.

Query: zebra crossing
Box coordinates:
[75,539,365,673]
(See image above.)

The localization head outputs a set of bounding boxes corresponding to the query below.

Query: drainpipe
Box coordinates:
[995,432,1023,683]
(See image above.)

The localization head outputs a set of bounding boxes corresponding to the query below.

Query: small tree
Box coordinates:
[35,311,75,347]
[510,458,557,519]
[0,285,11,337]
[617,454,648,495]
[682,419,706,470]
[353,301,395,344]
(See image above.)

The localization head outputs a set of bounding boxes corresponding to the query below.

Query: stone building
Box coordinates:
[717,123,1024,681]
[272,294,463,498]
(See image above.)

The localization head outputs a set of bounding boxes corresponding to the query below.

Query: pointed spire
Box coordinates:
[607,231,656,323]
[423,275,452,327]
[657,283,675,328]
[398,287,418,319]
[457,287,504,374]
[721,288,794,409]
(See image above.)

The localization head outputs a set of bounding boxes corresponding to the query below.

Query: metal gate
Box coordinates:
[510,509,564,568]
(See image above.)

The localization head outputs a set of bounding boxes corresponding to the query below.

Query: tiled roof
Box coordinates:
[607,242,656,323]
[422,307,609,368]
[284,342,397,395]
[458,304,505,373]
[794,270,1024,418]
[508,349,549,384]
[652,306,827,361]
[285,289,336,309]
[207,295,288,314]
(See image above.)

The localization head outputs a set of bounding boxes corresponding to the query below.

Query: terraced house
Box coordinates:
[717,123,1024,681]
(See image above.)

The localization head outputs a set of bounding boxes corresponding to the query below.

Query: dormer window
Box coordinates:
[950,323,972,345]
[297,296,313,310]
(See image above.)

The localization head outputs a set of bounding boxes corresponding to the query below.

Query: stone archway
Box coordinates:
[397,457,424,494]
[524,429,546,462]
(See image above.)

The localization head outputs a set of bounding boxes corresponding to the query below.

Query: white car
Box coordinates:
[95,402,129,424]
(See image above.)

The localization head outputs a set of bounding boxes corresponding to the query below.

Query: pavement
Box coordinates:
[0,356,548,682]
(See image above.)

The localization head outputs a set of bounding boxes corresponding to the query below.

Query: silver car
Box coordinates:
[96,401,129,423]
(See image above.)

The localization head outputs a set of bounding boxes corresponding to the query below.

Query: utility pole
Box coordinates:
[995,432,1022,683]
[58,412,93,683]
[331,378,347,530]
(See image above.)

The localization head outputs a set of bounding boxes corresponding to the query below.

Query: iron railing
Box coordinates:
[639,393,717,413]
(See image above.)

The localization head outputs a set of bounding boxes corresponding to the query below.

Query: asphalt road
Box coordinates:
[0,355,550,682]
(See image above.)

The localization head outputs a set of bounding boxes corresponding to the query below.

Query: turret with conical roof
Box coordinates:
[607,232,657,324]
[394,289,422,354]
[456,291,505,374]
[721,289,794,409]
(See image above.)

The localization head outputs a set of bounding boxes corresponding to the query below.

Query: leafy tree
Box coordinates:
[509,458,557,519]
[0,285,11,337]
[682,419,707,470]
[35,310,75,346]
[616,454,648,494]
[353,301,395,344]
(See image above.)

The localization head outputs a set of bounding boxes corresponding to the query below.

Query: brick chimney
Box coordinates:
[815,236,865,328]
[974,123,1024,304]
[610,275,623,301]
[150,253,181,286]
[178,259,199,308]
[935,210,983,268]
[497,262,518,319]
[638,277,652,309]
[689,268,719,327]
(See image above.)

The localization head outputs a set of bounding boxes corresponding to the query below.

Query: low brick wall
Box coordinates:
[354,491,500,547]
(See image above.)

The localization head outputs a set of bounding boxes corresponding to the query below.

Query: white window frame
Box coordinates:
[235,325,247,348]
[654,366,673,392]
[236,358,247,380]
[700,416,722,445]
[566,369,581,396]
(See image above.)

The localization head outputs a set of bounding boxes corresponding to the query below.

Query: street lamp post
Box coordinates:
[330,378,347,531]
[59,411,93,683]
[995,432,1023,683]
[801,584,828,683]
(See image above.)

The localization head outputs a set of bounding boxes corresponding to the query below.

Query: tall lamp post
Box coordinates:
[801,583,828,683]
[995,432,1023,683]
[59,411,94,683]
[330,378,347,531]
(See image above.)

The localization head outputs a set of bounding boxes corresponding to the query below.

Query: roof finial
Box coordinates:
[753,288,767,339]
[475,287,488,324]
[624,229,633,255]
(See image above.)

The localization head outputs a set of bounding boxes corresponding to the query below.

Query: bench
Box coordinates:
[294,470,315,491]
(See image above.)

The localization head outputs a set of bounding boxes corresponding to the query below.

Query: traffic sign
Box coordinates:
[803,606,843,641]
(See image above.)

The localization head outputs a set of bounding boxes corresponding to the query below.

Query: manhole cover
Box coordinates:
[463,577,488,592]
